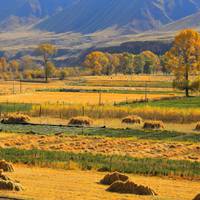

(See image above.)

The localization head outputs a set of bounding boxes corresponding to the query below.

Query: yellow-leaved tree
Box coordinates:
[166,29,200,97]
[83,51,109,75]
[37,43,56,82]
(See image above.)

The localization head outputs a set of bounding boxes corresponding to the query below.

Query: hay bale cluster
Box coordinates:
[1,114,30,125]
[0,160,14,172]
[0,169,23,191]
[68,116,93,126]
[122,115,142,124]
[107,180,157,196]
[100,172,129,185]
[195,122,200,131]
[100,172,157,196]
[193,194,200,200]
[143,120,164,129]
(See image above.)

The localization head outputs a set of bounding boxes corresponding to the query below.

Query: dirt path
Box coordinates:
[0,133,199,161]
[0,165,199,200]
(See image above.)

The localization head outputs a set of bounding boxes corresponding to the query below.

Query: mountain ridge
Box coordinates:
[0,0,200,33]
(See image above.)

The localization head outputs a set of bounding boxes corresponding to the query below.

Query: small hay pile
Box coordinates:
[0,160,14,172]
[107,180,157,196]
[68,116,93,126]
[195,122,200,131]
[193,194,200,200]
[143,120,164,129]
[1,114,30,125]
[100,172,129,185]
[0,170,23,191]
[122,115,142,124]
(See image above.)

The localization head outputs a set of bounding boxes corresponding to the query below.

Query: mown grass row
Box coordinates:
[68,79,173,88]
[0,123,199,142]
[36,88,181,95]
[0,148,199,179]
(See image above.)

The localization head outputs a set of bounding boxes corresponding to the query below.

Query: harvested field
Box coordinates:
[0,165,199,200]
[0,133,199,161]
[0,92,171,105]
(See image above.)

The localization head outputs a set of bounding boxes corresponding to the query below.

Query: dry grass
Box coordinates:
[82,75,174,82]
[30,104,200,123]
[0,92,170,105]
[0,165,199,200]
[0,133,199,161]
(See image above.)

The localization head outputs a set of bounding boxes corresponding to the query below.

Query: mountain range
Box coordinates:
[1,0,200,33]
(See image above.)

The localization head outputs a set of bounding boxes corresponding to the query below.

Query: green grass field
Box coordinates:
[0,103,33,113]
[0,148,199,179]
[0,123,199,142]
[119,96,200,109]
[36,88,181,95]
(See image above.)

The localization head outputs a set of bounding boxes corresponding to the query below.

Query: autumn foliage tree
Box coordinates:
[166,29,200,97]
[37,43,56,82]
[83,51,109,75]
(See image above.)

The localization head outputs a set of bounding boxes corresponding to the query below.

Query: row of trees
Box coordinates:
[84,29,200,97]
[0,44,79,82]
[83,50,170,76]
[1,29,200,96]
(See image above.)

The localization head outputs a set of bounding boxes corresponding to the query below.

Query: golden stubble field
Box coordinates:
[0,133,199,161]
[0,92,171,105]
[1,165,199,200]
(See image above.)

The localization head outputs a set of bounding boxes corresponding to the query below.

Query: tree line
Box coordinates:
[0,29,200,97]
[84,29,200,97]
[0,44,79,82]
[83,50,170,75]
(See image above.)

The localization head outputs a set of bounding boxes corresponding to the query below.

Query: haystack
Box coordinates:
[0,170,23,191]
[68,116,93,126]
[107,180,157,196]
[122,115,142,124]
[193,194,200,200]
[100,172,129,185]
[195,122,200,131]
[0,160,14,172]
[0,180,22,191]
[1,114,30,125]
[143,120,164,129]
